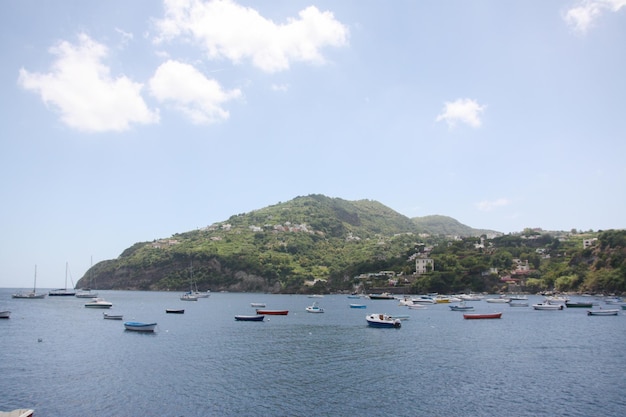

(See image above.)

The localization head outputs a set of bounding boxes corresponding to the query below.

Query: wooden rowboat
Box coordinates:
[235,315,265,321]
[255,309,288,315]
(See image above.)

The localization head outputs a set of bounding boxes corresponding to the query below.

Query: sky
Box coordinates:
[1,0,625,288]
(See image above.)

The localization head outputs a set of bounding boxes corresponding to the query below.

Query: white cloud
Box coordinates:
[154,0,349,73]
[476,198,511,212]
[435,98,486,129]
[18,33,159,133]
[148,60,242,124]
[564,0,626,33]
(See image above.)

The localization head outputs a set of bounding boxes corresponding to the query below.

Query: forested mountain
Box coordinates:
[76,195,626,295]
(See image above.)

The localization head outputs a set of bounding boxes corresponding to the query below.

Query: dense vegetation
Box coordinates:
[77,195,626,295]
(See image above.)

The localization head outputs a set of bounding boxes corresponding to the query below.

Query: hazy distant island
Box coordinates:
[76,194,626,295]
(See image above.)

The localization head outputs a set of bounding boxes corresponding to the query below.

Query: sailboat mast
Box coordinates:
[33,265,37,292]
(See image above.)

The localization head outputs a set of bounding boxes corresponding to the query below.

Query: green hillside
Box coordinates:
[77,195,626,295]
[77,195,488,292]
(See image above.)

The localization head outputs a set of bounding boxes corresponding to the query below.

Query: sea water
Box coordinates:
[1,289,625,416]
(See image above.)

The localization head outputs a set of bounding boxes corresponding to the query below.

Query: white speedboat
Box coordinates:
[0,310,10,319]
[533,302,564,310]
[84,298,113,308]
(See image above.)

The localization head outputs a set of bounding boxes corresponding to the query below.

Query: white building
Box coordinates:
[415,258,434,275]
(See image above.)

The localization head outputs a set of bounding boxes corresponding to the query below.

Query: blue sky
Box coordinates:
[1,0,625,288]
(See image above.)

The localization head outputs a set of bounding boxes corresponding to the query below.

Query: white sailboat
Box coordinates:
[12,265,47,299]
[76,257,98,298]
[49,262,76,296]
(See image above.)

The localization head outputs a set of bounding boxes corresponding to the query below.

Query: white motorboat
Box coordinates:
[366,313,401,328]
[305,302,324,313]
[533,302,564,310]
[587,309,619,316]
[0,310,10,319]
[84,298,113,308]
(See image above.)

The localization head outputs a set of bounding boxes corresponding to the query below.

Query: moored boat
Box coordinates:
[486,297,510,303]
[366,313,401,328]
[565,301,594,308]
[13,266,46,299]
[255,309,288,315]
[124,321,157,332]
[587,309,619,316]
[84,298,112,308]
[305,302,324,313]
[166,309,185,314]
[463,312,502,320]
[449,303,474,311]
[235,315,265,321]
[349,304,367,309]
[103,313,123,320]
[250,303,266,308]
[509,302,529,307]
[368,293,395,300]
[0,310,10,319]
[180,293,198,301]
[533,302,564,310]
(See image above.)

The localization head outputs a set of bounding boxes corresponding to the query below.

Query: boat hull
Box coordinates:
[533,304,564,310]
[565,302,593,308]
[0,311,10,319]
[124,322,157,332]
[235,315,265,321]
[255,310,288,315]
[463,312,502,319]
[103,313,123,320]
[166,309,185,314]
[349,304,367,309]
[587,309,619,316]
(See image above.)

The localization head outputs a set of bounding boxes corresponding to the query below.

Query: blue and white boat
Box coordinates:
[349,304,367,309]
[366,313,401,328]
[124,321,157,332]
[305,301,324,313]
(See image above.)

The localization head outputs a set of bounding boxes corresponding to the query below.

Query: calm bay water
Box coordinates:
[1,289,625,416]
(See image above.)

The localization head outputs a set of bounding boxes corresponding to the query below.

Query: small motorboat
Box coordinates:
[463,312,502,320]
[255,309,288,315]
[84,298,113,308]
[349,304,367,309]
[124,321,157,332]
[407,304,427,310]
[366,313,401,328]
[368,293,395,300]
[166,309,185,314]
[565,301,594,308]
[485,297,511,303]
[250,303,266,308]
[533,303,564,310]
[0,310,11,319]
[305,302,324,313]
[449,302,474,311]
[234,315,265,321]
[509,302,529,307]
[587,309,619,316]
[103,313,123,320]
